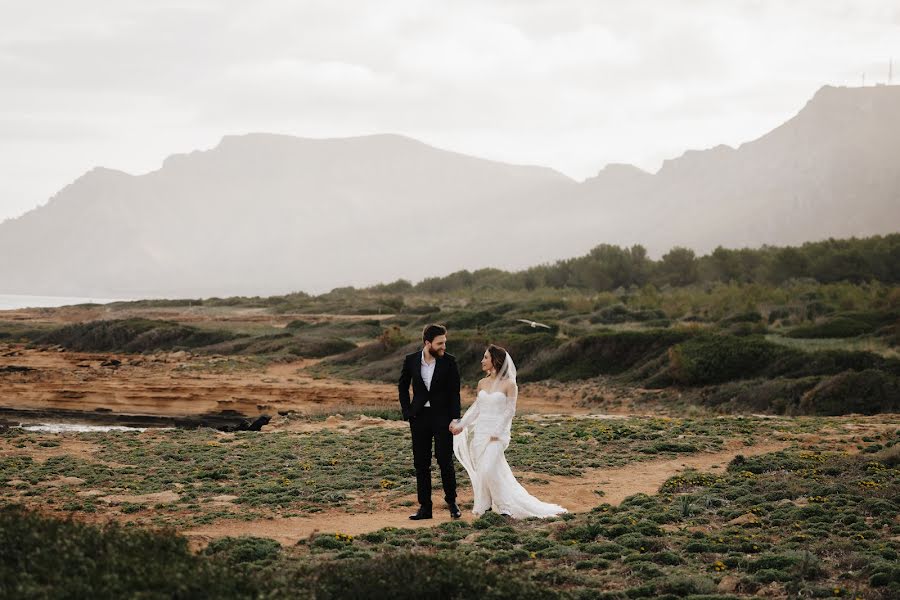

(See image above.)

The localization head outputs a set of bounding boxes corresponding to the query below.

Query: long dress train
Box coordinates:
[453,387,567,518]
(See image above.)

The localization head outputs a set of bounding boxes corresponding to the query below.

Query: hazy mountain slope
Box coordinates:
[0,134,576,296]
[563,84,900,255]
[1,85,899,297]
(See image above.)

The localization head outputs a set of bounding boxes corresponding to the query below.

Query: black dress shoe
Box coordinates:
[448,503,462,519]
[409,507,432,520]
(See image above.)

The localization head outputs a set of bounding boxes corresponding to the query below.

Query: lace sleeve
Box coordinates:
[501,383,518,437]
[457,393,481,430]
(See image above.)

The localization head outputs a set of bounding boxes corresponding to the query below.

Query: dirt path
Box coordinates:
[183,438,791,548]
[521,438,790,509]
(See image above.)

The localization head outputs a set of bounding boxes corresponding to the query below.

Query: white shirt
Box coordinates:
[420,350,436,407]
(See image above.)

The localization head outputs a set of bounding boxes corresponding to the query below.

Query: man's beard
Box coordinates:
[432,347,445,357]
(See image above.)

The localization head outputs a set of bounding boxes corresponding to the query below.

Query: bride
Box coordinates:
[449,345,568,518]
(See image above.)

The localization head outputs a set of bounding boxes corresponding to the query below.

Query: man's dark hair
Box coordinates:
[423,324,447,344]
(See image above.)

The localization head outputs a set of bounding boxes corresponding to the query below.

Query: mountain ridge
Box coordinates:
[2,84,899,297]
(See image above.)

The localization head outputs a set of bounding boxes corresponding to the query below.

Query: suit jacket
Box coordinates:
[398,350,461,421]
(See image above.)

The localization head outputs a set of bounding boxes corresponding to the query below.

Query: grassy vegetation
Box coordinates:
[34,318,242,353]
[0,317,361,361]
[0,505,558,599]
[0,415,828,529]
[3,424,897,598]
[0,504,260,599]
[3,282,897,416]
[1,236,897,417]
[1,236,897,596]
[245,431,900,599]
[785,310,899,339]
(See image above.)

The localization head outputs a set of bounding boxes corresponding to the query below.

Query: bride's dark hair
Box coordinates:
[487,344,507,375]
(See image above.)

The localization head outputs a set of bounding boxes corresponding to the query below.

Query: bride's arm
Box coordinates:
[500,382,518,431]
[452,385,482,431]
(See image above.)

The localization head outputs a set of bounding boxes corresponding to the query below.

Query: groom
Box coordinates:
[398,324,462,520]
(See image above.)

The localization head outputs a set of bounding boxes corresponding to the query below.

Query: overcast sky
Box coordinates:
[2,0,899,223]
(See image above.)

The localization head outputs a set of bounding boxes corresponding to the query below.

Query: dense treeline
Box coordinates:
[368,234,900,294]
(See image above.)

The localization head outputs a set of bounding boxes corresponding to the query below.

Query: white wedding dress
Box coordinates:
[452,360,568,519]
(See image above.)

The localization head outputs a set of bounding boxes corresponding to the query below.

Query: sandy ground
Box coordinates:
[181,439,793,547]
[0,345,595,420]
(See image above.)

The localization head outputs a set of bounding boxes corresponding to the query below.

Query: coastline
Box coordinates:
[0,294,130,311]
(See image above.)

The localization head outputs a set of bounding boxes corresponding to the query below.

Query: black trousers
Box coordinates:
[410,407,456,508]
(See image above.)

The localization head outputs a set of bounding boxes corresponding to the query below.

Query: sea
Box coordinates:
[17,423,155,433]
[0,294,131,311]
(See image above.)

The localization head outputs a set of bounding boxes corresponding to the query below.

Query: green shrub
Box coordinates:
[724,321,768,336]
[288,337,357,358]
[867,561,900,587]
[786,316,875,339]
[798,370,900,415]
[590,305,666,324]
[203,332,356,358]
[805,301,835,320]
[305,552,559,599]
[747,551,825,581]
[770,348,900,378]
[378,325,411,351]
[719,311,763,325]
[523,329,694,382]
[402,304,441,315]
[668,335,789,385]
[36,318,240,353]
[698,376,822,414]
[443,310,501,330]
[473,510,507,529]
[0,505,257,598]
[656,574,716,596]
[203,536,281,563]
[874,445,900,467]
[768,307,792,324]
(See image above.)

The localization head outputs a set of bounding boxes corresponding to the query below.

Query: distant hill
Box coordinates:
[1,84,899,297]
[0,134,576,296]
[565,84,900,255]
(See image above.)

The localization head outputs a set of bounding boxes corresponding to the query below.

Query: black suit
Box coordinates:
[398,350,461,508]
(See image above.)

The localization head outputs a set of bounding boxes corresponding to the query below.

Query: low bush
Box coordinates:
[0,504,257,598]
[798,369,900,415]
[36,318,240,353]
[202,536,281,564]
[0,505,560,599]
[719,311,763,326]
[786,316,875,339]
[767,307,792,324]
[522,329,694,382]
[302,551,559,599]
[668,335,789,385]
[589,305,667,324]
[698,377,821,414]
[666,334,900,388]
[787,310,898,339]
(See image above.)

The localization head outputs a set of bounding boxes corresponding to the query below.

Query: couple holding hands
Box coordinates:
[399,324,567,521]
